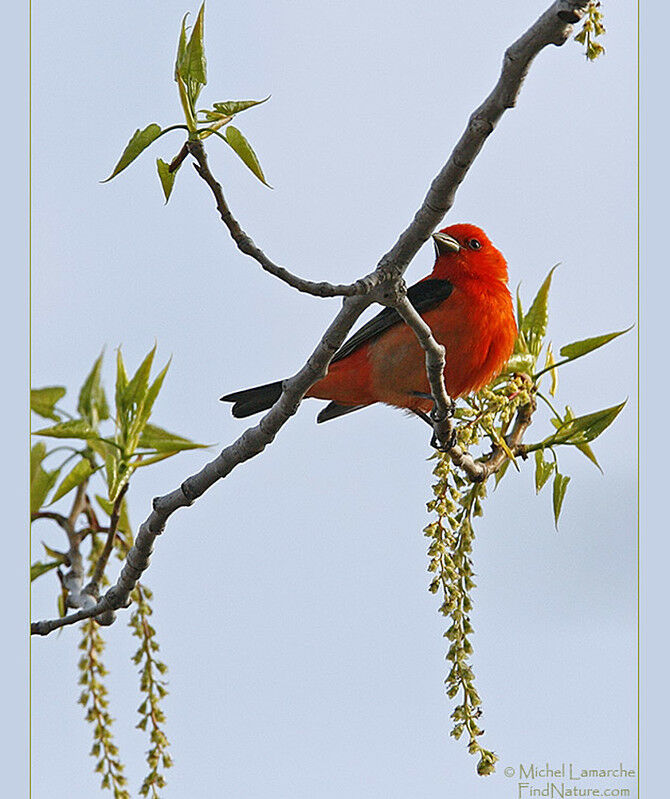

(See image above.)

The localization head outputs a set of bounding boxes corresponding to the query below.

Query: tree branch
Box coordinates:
[31,294,373,635]
[374,0,589,280]
[449,398,536,483]
[60,482,97,613]
[393,295,454,448]
[31,0,588,635]
[188,140,383,299]
[84,484,129,597]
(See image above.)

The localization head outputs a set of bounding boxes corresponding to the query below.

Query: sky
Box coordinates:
[18,0,650,796]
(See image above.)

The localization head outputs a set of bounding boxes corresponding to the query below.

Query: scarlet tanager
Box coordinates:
[221,224,517,423]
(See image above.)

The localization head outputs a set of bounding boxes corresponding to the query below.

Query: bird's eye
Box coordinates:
[468,238,482,250]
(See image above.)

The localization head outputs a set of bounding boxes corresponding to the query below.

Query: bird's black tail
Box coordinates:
[220,381,283,418]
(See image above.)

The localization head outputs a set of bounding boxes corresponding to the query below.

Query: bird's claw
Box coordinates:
[430,426,457,452]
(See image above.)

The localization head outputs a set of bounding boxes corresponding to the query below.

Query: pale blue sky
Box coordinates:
[21,1,648,796]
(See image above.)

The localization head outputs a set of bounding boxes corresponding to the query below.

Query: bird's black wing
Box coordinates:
[331,278,454,364]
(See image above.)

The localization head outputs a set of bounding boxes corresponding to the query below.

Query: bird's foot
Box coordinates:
[430,427,457,452]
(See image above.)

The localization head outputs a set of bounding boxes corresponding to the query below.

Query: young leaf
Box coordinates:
[134,451,179,467]
[31,465,61,514]
[544,345,558,397]
[174,13,189,80]
[574,441,602,472]
[552,472,571,527]
[559,327,633,364]
[515,284,524,330]
[102,124,163,182]
[548,401,626,446]
[42,542,69,563]
[157,158,178,203]
[224,126,270,186]
[183,2,207,86]
[115,349,129,421]
[31,561,60,582]
[31,387,66,420]
[138,423,205,452]
[78,352,110,426]
[494,458,510,488]
[30,442,47,484]
[534,449,555,493]
[96,494,132,539]
[51,458,94,504]
[138,358,171,430]
[212,97,270,116]
[105,447,120,501]
[521,266,558,357]
[124,345,156,411]
[33,419,97,440]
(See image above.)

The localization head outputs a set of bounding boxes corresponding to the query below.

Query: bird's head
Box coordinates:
[431,223,509,283]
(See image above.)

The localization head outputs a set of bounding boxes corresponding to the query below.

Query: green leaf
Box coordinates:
[95,494,132,538]
[42,542,69,563]
[30,442,47,484]
[115,349,129,420]
[534,449,555,493]
[494,458,510,488]
[544,345,558,397]
[30,464,61,514]
[33,419,97,440]
[108,460,135,502]
[124,345,156,411]
[134,451,179,467]
[574,441,602,472]
[31,561,60,582]
[77,352,110,426]
[552,472,570,527]
[174,13,189,80]
[157,158,178,203]
[138,358,171,429]
[515,285,524,329]
[548,401,626,446]
[31,387,66,420]
[123,346,159,454]
[138,423,205,452]
[559,326,633,363]
[521,266,558,357]
[224,125,270,186]
[51,458,94,504]
[212,97,270,116]
[177,2,207,92]
[102,124,163,182]
[105,447,121,501]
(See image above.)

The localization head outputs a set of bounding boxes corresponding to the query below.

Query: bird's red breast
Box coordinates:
[306,223,517,414]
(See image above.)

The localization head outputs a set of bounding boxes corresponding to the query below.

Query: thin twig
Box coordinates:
[393,295,454,447]
[31,511,71,532]
[187,140,389,299]
[85,484,129,597]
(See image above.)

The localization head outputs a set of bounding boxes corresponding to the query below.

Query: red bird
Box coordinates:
[221,224,517,423]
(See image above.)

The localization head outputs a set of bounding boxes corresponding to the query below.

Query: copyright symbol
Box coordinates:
[504,767,515,777]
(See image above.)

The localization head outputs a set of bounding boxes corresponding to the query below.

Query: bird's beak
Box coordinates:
[432,232,460,257]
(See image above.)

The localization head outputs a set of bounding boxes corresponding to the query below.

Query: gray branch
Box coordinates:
[393,295,454,447]
[31,0,589,636]
[188,140,384,299]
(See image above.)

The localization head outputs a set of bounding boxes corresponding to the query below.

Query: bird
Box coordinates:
[221,223,517,425]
